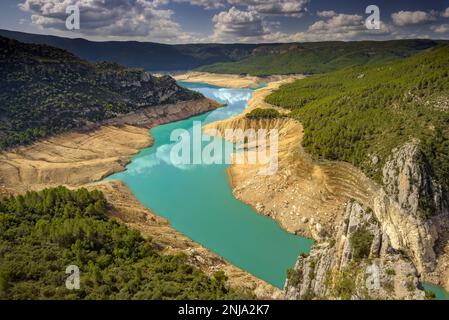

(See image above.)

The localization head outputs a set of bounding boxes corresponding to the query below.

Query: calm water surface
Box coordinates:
[106,82,313,288]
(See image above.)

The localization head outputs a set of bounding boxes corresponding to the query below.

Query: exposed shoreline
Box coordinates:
[203,77,376,240]
[203,76,449,296]
[0,98,218,196]
[173,71,302,89]
[0,93,282,298]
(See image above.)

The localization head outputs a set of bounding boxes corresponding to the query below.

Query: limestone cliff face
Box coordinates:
[285,201,425,300]
[205,82,448,298]
[373,141,448,273]
[286,140,449,299]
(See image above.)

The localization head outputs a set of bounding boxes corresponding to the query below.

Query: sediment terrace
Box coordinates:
[0,96,281,298]
[0,98,218,195]
[204,80,378,239]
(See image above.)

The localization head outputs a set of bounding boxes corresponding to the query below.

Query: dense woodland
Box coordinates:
[266,45,449,207]
[0,187,250,300]
[0,36,201,150]
[198,40,443,76]
[246,108,282,119]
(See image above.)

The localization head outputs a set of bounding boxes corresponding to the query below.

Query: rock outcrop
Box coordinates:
[286,140,449,299]
[285,201,425,300]
[373,141,448,273]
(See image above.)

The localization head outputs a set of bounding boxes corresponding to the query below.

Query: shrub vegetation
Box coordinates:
[0,187,249,300]
[246,108,281,119]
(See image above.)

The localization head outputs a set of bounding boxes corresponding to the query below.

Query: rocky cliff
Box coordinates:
[286,140,449,299]
[285,200,425,300]
[373,141,448,273]
[204,80,449,299]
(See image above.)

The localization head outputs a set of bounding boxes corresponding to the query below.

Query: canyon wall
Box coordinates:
[205,82,449,299]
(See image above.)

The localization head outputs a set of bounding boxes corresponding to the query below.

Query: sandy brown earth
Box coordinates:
[173,71,303,89]
[0,125,152,195]
[204,79,379,240]
[0,98,218,196]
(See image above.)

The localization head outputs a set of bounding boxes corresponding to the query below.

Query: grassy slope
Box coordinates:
[0,187,249,300]
[266,45,449,192]
[197,40,442,76]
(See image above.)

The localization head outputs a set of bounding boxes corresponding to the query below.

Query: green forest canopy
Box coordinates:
[0,186,250,300]
[266,45,449,197]
[197,40,443,76]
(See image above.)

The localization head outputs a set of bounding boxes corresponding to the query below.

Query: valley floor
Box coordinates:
[1,73,448,299]
[0,93,281,299]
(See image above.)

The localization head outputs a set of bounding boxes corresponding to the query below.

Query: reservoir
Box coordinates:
[106,82,313,288]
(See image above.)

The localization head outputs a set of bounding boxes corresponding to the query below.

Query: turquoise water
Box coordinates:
[422,283,449,300]
[106,82,313,288]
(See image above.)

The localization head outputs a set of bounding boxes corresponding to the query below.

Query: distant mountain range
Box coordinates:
[0,29,264,72]
[1,29,446,75]
[197,40,446,76]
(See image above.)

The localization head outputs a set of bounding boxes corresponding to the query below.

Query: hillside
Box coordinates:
[0,186,250,299]
[197,40,443,76]
[0,29,265,71]
[266,45,449,214]
[1,30,445,77]
[0,36,202,150]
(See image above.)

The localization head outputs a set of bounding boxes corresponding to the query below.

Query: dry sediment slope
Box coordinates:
[88,180,282,299]
[0,98,218,196]
[173,72,301,89]
[204,79,378,240]
[205,77,449,297]
[0,95,281,298]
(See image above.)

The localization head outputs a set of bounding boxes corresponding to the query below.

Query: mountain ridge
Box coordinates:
[0,35,204,150]
[1,29,447,75]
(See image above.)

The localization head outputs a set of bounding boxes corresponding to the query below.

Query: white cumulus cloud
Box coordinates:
[442,7,449,18]
[19,0,184,41]
[317,10,336,18]
[212,7,268,42]
[391,10,437,27]
[431,24,449,34]
[174,0,225,10]
[228,0,309,17]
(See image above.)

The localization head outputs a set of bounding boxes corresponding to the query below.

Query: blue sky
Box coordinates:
[0,0,448,43]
